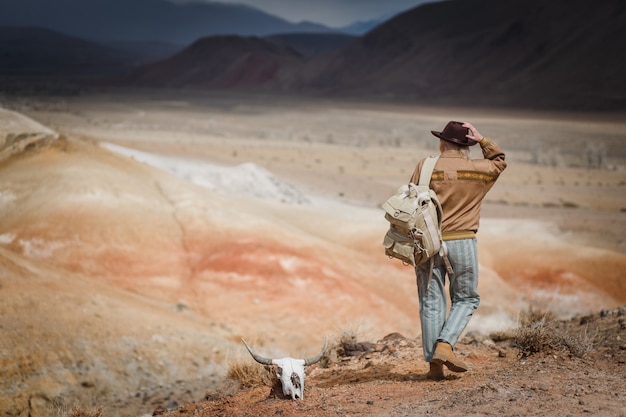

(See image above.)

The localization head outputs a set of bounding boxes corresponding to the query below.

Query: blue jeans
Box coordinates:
[415,238,480,362]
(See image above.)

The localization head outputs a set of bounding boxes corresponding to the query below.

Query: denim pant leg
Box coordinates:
[415,238,480,362]
[438,238,480,347]
[415,258,447,362]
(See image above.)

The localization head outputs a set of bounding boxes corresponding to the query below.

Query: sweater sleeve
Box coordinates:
[480,139,507,177]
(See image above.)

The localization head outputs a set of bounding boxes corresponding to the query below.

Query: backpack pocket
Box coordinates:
[383,227,415,266]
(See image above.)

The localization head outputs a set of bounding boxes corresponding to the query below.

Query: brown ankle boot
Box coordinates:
[432,342,468,373]
[426,362,444,380]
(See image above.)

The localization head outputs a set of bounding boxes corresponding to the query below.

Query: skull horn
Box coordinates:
[304,337,329,365]
[241,338,274,365]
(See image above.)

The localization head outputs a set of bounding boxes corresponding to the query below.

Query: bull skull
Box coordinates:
[241,337,328,399]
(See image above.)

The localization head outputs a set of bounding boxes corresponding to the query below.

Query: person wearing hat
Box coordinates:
[409,121,507,380]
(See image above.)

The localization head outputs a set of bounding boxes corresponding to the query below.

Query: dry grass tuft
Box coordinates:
[335,325,364,359]
[559,330,595,358]
[68,410,102,417]
[227,360,272,389]
[50,400,103,417]
[62,407,103,417]
[514,309,556,357]
[513,309,594,359]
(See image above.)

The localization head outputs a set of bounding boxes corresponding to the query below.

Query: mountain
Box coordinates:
[3,0,625,111]
[0,26,183,75]
[103,40,186,66]
[338,13,397,35]
[112,0,626,111]
[0,0,334,44]
[0,26,133,75]
[265,33,358,57]
[292,0,626,110]
[116,35,303,89]
[0,25,354,80]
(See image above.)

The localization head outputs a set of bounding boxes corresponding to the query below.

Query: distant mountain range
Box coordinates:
[266,33,357,58]
[294,0,626,110]
[116,35,303,89]
[339,16,392,36]
[0,26,354,78]
[113,0,626,110]
[0,0,335,43]
[1,0,625,111]
[0,27,183,75]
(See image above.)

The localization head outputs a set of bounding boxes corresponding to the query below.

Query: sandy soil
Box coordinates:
[7,90,625,250]
[162,308,626,417]
[1,90,625,416]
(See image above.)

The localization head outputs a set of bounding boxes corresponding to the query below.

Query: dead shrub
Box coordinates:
[514,311,556,358]
[49,400,102,417]
[63,407,103,417]
[227,360,272,389]
[560,330,595,358]
[336,326,362,358]
[513,309,594,359]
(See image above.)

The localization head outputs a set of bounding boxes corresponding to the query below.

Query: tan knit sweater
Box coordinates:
[409,140,507,238]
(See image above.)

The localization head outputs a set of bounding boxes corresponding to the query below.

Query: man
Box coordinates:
[409,120,507,380]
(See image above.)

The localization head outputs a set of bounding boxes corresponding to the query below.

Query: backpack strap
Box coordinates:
[418,156,439,186]
[439,243,454,276]
[416,156,455,281]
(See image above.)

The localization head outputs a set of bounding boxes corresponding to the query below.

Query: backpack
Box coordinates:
[382,156,453,275]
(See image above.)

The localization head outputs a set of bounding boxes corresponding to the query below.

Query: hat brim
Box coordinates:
[431,130,476,146]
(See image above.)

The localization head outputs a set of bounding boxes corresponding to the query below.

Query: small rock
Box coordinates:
[343,342,375,356]
[384,345,397,354]
[153,405,167,416]
[381,332,406,342]
[373,343,385,352]
[482,339,496,348]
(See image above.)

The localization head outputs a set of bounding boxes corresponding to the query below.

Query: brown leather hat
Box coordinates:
[431,121,476,146]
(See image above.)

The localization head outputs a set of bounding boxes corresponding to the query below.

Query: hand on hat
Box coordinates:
[462,122,484,144]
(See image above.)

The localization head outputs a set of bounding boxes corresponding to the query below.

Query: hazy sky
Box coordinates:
[194,0,441,27]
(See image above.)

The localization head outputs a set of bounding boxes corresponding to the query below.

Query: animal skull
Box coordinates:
[241,337,328,399]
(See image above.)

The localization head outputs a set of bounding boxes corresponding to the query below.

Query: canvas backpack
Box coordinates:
[382,156,453,276]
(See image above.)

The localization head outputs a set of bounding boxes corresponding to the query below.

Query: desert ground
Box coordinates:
[1,89,625,416]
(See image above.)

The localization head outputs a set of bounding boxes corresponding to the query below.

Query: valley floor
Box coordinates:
[1,90,625,417]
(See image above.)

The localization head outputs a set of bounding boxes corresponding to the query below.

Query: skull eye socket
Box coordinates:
[290,372,302,389]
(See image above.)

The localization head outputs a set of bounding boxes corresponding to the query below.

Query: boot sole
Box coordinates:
[426,373,445,381]
[432,357,468,373]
